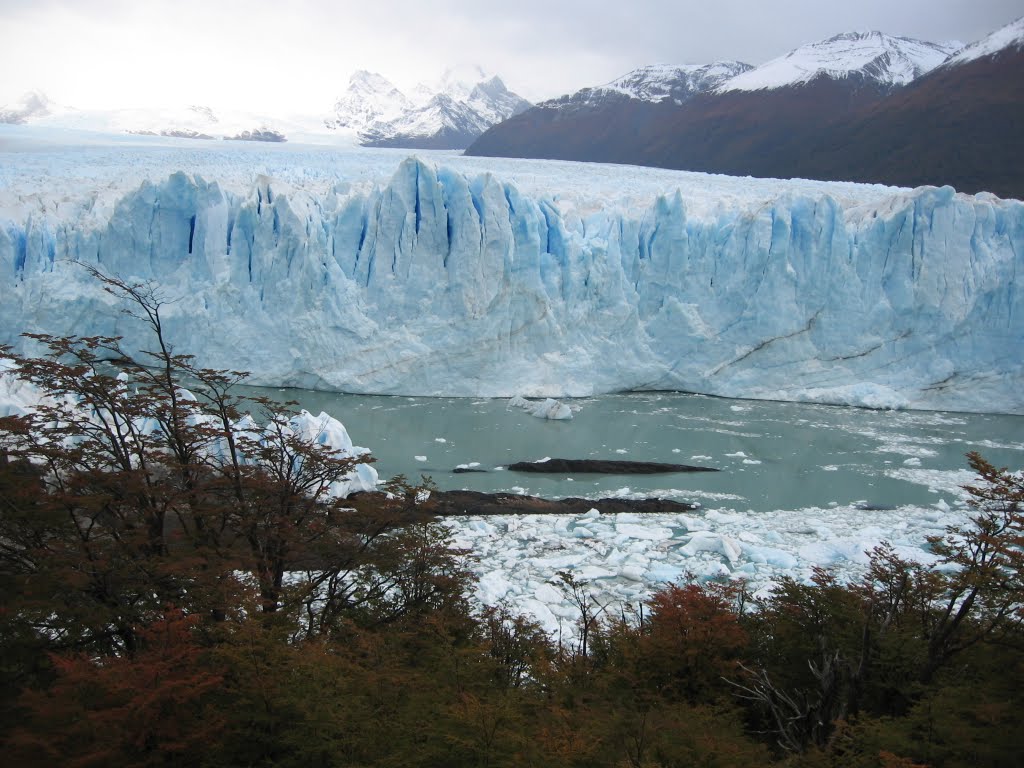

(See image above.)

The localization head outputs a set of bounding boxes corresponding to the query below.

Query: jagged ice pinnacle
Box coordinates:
[1,156,1021,413]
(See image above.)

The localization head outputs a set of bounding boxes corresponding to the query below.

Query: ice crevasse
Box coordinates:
[1,157,1021,414]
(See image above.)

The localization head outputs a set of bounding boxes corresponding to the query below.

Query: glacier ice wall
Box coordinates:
[1,157,1021,413]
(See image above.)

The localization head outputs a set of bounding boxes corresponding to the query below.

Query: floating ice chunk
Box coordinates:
[793,383,910,411]
[288,410,357,453]
[797,540,872,566]
[534,583,564,604]
[577,565,616,580]
[510,395,573,420]
[646,562,685,582]
[530,398,573,420]
[434,437,447,443]
[477,570,514,605]
[346,463,380,495]
[742,545,798,569]
[679,532,742,564]
[886,468,976,495]
[616,522,673,540]
[676,514,710,531]
[619,565,646,581]
[415,455,427,461]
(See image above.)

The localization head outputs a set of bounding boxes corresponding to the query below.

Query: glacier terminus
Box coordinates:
[1,134,1021,414]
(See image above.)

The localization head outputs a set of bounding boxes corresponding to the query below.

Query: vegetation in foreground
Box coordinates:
[0,273,1021,767]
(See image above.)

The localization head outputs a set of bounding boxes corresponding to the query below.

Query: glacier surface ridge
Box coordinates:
[1,157,1021,414]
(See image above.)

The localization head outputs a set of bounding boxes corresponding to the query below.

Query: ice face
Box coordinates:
[1,149,1022,414]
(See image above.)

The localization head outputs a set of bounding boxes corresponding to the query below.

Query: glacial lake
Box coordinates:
[248,389,1023,629]
[252,390,1023,514]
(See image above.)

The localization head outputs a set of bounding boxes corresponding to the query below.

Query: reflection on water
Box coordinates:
[243,388,1023,514]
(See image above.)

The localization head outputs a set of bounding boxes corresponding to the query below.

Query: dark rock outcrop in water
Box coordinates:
[507,459,718,474]
[424,490,700,516]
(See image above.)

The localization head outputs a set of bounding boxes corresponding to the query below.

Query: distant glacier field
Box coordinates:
[2,126,1021,414]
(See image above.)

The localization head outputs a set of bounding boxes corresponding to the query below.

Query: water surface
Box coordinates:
[248,390,1023,513]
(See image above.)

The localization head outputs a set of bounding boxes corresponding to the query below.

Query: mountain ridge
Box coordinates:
[325,67,531,149]
[467,19,1023,199]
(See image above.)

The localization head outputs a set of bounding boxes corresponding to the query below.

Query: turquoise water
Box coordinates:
[247,389,1023,514]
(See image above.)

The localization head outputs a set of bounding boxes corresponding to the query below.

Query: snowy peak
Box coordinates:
[466,76,531,124]
[328,66,531,149]
[719,31,962,92]
[600,62,753,103]
[327,70,412,131]
[535,61,752,111]
[433,64,491,101]
[941,16,1024,68]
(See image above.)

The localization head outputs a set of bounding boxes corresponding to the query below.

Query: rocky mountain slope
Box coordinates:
[467,24,1024,199]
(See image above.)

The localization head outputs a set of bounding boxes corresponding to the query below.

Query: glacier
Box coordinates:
[0,134,1021,414]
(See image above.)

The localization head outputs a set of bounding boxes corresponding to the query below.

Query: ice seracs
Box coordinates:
[0,142,1021,415]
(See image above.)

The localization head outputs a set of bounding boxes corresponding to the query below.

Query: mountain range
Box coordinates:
[326,66,531,149]
[4,19,1022,196]
[468,19,1024,199]
[0,65,531,150]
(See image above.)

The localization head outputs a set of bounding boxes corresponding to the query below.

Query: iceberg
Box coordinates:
[1,146,1021,414]
[0,364,378,498]
[510,395,574,420]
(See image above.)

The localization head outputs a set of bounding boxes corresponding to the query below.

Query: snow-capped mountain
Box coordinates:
[718,31,961,92]
[537,61,752,110]
[468,21,1021,197]
[602,62,753,102]
[325,70,412,131]
[466,61,752,162]
[937,15,1024,68]
[326,67,531,149]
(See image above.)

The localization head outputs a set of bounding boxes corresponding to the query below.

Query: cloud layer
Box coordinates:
[0,0,1020,111]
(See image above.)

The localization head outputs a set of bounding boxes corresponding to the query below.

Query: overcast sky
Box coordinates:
[0,0,1020,113]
